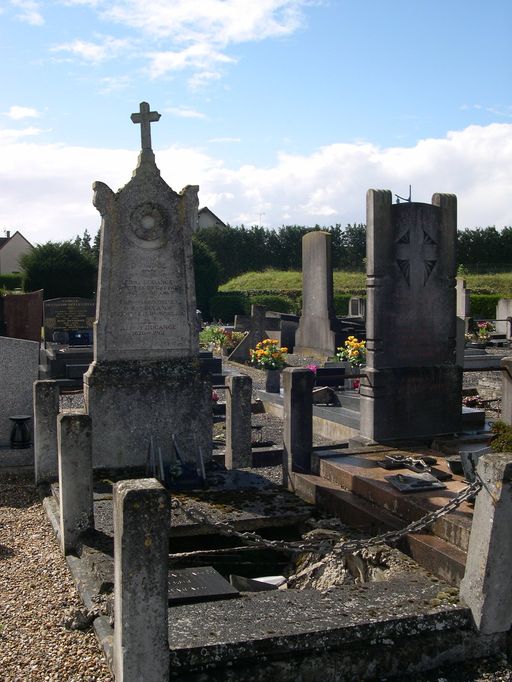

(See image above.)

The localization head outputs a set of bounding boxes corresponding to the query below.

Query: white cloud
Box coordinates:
[1,122,511,245]
[10,0,44,25]
[51,35,131,64]
[0,126,46,141]
[164,106,206,120]
[53,0,310,82]
[3,105,40,120]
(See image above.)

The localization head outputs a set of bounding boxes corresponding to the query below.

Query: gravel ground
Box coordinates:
[0,471,113,681]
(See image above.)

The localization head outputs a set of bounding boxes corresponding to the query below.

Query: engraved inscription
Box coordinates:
[114,267,187,343]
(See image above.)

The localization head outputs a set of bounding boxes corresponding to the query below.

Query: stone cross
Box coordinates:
[395,224,437,292]
[130,102,161,151]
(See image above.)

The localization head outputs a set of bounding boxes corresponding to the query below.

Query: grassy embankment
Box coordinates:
[221,270,512,297]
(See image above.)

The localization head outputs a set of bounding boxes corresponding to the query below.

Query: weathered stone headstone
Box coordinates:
[43,297,95,345]
[0,336,39,446]
[294,231,342,357]
[348,296,366,319]
[84,101,211,469]
[2,290,43,342]
[360,190,461,441]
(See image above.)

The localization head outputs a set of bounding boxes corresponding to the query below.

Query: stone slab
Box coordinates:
[0,336,39,446]
[3,289,43,341]
[168,566,239,606]
[317,450,473,551]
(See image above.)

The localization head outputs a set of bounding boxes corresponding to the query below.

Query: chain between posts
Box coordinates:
[171,478,482,557]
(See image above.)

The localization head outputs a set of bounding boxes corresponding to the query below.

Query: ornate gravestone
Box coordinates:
[294,231,342,357]
[360,190,461,441]
[84,102,211,469]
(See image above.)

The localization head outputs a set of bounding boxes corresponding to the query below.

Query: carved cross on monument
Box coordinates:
[395,224,437,291]
[131,101,161,151]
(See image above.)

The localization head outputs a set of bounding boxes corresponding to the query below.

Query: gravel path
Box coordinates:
[0,472,112,681]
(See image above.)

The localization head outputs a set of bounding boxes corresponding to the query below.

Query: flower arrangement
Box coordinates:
[336,336,366,366]
[477,321,494,340]
[306,364,318,374]
[221,329,246,352]
[249,339,288,370]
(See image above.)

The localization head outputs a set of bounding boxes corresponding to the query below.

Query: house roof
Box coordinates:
[198,207,226,227]
[0,231,33,250]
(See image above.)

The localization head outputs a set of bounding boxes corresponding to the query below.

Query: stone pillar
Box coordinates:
[282,368,314,489]
[58,413,93,555]
[460,453,512,633]
[500,357,512,426]
[294,231,340,356]
[456,278,470,366]
[360,190,461,442]
[34,380,60,485]
[113,479,170,682]
[225,374,252,469]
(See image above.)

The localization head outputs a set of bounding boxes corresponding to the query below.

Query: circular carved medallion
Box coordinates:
[128,203,168,249]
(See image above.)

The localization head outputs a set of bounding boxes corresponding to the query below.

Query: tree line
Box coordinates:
[194,223,512,282]
[17,223,512,301]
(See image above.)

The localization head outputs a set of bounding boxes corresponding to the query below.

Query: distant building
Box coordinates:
[0,230,33,274]
[198,207,227,230]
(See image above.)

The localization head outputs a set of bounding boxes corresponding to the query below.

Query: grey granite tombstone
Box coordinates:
[0,336,39,446]
[228,305,268,362]
[84,102,211,469]
[360,190,461,442]
[294,231,341,357]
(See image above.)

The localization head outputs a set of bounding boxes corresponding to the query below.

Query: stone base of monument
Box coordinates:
[359,366,463,442]
[84,359,211,470]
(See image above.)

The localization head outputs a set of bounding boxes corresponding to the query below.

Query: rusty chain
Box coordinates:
[171,477,482,558]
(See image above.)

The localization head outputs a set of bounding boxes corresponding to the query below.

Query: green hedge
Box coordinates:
[0,273,24,291]
[248,293,297,314]
[470,294,501,319]
[209,293,249,321]
[334,293,355,316]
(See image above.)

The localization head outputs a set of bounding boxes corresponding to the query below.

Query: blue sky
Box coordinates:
[1,0,511,244]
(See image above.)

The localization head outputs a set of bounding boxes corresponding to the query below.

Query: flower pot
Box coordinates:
[265,369,281,393]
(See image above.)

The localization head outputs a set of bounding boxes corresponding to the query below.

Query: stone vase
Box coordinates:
[265,369,281,393]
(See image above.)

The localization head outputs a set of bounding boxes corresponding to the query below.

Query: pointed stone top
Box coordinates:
[130,101,161,151]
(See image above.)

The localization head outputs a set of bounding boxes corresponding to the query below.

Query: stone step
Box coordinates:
[292,472,466,586]
[315,451,473,553]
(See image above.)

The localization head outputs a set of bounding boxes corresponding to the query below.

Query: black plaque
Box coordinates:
[168,566,239,606]
[43,297,96,341]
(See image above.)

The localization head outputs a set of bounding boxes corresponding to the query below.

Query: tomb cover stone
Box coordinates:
[2,289,43,342]
[168,567,239,606]
[84,101,211,470]
[360,190,461,441]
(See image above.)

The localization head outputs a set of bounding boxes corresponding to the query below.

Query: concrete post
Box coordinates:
[113,479,170,682]
[282,367,314,489]
[225,374,252,469]
[501,357,512,425]
[34,380,60,485]
[460,453,512,633]
[57,413,93,555]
